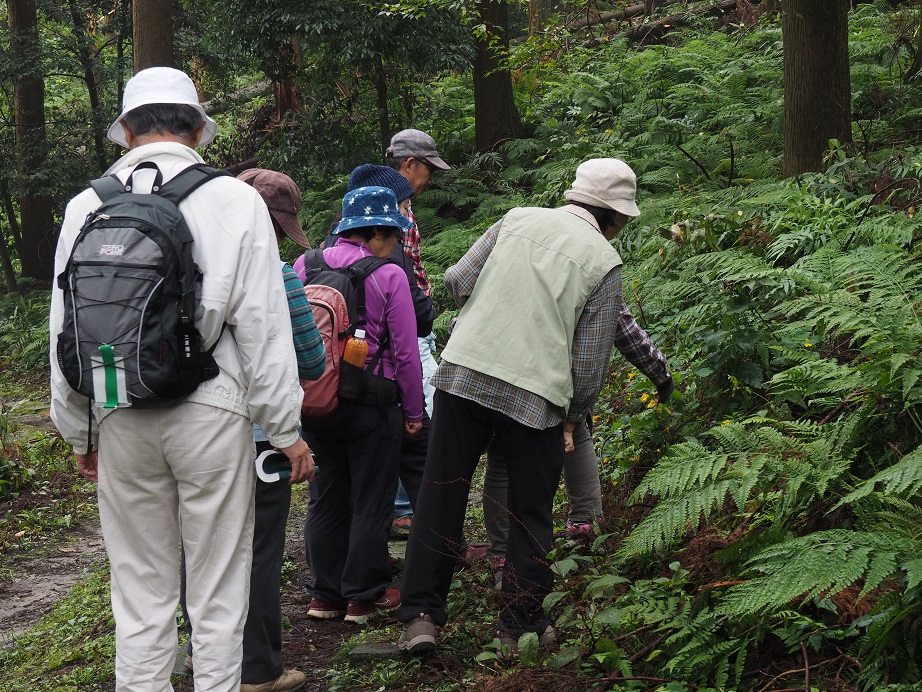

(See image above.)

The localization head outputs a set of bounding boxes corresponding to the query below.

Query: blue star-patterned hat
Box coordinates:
[332,185,414,236]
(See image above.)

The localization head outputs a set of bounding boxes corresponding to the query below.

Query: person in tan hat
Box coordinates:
[397,158,673,656]
[179,169,324,692]
[49,68,315,692]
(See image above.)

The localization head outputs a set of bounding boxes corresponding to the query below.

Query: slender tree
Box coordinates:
[67,0,109,172]
[0,179,20,292]
[132,0,173,71]
[529,0,553,36]
[782,0,852,176]
[7,0,55,282]
[474,0,525,152]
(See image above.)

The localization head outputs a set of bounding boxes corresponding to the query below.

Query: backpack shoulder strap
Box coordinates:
[302,248,330,276]
[344,256,395,322]
[348,256,392,280]
[158,164,231,206]
[89,175,128,203]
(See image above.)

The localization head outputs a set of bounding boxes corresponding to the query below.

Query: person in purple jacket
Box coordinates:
[303,186,424,623]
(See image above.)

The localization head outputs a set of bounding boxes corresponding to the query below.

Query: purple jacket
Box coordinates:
[307,239,424,422]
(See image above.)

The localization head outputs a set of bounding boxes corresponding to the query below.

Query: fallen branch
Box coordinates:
[201,81,272,116]
[569,4,646,31]
[697,579,747,591]
[626,0,741,44]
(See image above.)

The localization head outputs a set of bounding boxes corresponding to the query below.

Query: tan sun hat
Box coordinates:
[107,67,218,148]
[564,158,641,217]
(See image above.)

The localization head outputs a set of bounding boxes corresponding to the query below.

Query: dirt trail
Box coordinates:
[0,522,107,646]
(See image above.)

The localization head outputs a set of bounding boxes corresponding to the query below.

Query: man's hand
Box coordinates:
[279,438,315,484]
[563,420,576,454]
[405,420,423,437]
[76,451,99,482]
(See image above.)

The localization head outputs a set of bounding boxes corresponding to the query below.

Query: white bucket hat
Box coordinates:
[564,158,641,217]
[107,67,217,148]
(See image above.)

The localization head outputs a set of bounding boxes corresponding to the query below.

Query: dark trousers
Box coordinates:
[180,440,291,685]
[398,389,565,636]
[303,402,403,603]
[242,441,291,684]
[398,412,429,510]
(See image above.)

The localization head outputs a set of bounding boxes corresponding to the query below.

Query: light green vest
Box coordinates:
[441,206,622,409]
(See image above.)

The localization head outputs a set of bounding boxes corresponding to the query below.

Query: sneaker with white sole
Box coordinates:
[344,587,401,623]
[398,613,437,654]
[307,598,347,620]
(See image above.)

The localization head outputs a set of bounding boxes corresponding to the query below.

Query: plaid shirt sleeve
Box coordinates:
[568,266,622,423]
[282,263,325,381]
[402,207,431,296]
[443,218,502,307]
[613,302,671,387]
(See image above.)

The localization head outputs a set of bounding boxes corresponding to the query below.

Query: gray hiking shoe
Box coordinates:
[398,613,437,654]
[497,625,556,659]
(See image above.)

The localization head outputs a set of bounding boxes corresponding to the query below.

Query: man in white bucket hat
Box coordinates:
[50,67,314,691]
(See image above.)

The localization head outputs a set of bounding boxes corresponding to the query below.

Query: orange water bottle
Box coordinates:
[343,328,368,368]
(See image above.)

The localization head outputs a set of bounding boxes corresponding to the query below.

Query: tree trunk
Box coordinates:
[0,179,20,292]
[0,225,20,294]
[132,0,173,71]
[782,0,852,177]
[374,62,391,159]
[67,0,108,173]
[529,0,553,36]
[0,179,22,246]
[643,0,657,16]
[8,0,55,282]
[474,0,525,152]
[273,35,302,121]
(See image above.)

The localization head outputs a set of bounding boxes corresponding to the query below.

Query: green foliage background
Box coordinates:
[4,1,922,689]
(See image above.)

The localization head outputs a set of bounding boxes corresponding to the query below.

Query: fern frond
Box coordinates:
[838,445,922,507]
[720,530,922,615]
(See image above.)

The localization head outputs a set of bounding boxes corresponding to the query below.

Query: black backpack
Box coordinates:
[321,230,435,336]
[56,162,229,409]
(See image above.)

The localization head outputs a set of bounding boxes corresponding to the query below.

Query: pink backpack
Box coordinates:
[300,283,350,417]
[298,249,389,417]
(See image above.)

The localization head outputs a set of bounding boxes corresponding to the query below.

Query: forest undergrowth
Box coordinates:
[4,2,922,690]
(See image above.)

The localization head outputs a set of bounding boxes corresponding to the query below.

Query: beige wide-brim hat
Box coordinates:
[564,158,641,217]
[107,67,218,148]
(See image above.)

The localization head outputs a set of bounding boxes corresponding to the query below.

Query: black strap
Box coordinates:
[302,248,330,275]
[89,162,229,206]
[90,175,129,203]
[86,397,93,454]
[158,163,231,205]
[343,256,392,321]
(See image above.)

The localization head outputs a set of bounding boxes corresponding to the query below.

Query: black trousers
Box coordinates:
[303,401,403,603]
[180,440,291,685]
[241,440,291,684]
[398,389,565,636]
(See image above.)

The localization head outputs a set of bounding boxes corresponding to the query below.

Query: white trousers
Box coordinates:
[97,402,255,692]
